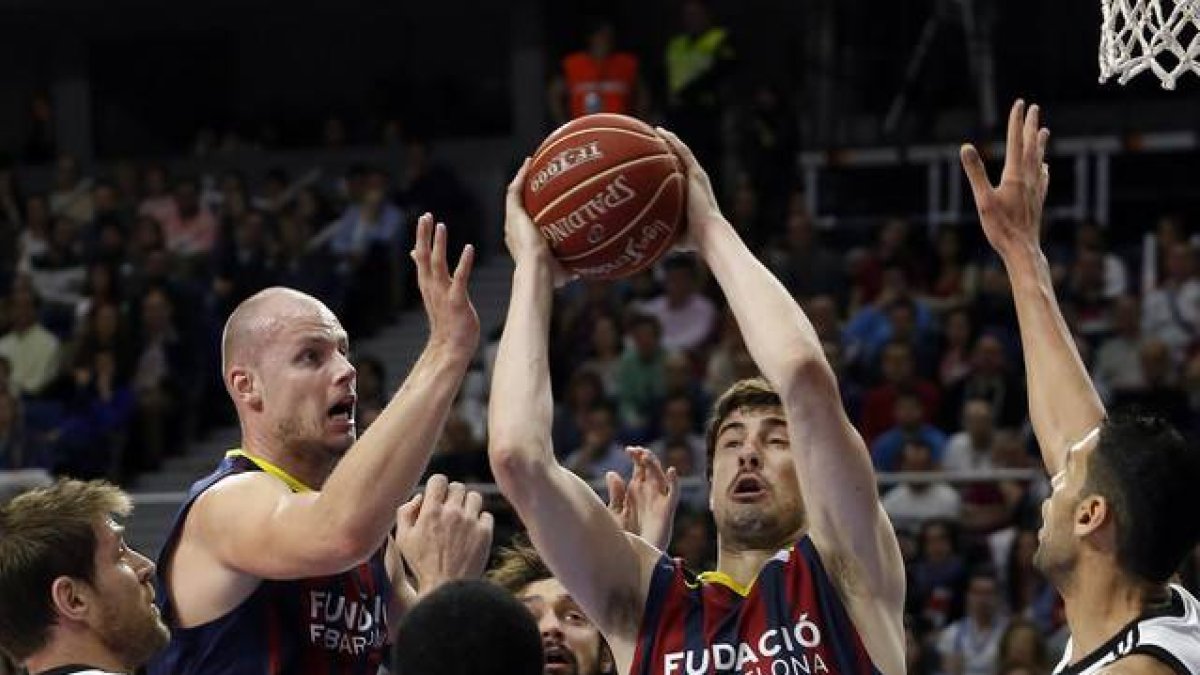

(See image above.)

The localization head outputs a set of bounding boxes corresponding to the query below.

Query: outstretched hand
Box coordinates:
[606,447,681,551]
[960,100,1051,261]
[412,213,480,358]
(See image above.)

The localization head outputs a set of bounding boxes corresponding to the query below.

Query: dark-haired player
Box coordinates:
[961,100,1200,675]
[489,131,905,674]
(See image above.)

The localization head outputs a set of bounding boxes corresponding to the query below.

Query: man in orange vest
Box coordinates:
[548,18,649,126]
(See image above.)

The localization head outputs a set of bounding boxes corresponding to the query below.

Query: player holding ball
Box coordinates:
[489,119,905,675]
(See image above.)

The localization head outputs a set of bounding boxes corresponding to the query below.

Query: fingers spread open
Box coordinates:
[960,144,993,207]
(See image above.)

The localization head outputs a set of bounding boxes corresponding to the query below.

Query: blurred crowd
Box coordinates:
[3,2,1200,675]
[0,141,478,485]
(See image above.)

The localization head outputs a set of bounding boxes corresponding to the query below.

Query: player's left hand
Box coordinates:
[606,447,681,551]
[395,474,494,595]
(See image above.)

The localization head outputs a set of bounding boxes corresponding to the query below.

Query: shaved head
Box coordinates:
[221,287,340,379]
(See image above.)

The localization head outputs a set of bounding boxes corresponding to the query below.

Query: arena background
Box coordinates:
[1,1,1199,673]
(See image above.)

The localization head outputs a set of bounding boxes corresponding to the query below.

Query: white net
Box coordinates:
[1100,0,1200,88]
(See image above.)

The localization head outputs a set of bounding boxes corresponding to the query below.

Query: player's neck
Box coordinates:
[240,430,335,491]
[1061,562,1162,662]
[715,529,802,588]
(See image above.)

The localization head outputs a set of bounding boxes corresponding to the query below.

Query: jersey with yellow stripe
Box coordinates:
[146,451,392,675]
[631,535,883,675]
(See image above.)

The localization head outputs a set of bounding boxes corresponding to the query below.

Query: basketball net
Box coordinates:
[1100,0,1200,88]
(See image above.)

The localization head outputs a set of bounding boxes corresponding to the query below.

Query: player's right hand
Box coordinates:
[505,158,575,287]
[411,212,480,358]
[960,100,1051,262]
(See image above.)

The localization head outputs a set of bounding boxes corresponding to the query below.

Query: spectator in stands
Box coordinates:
[331,167,404,335]
[578,313,623,394]
[905,615,940,675]
[16,194,51,273]
[912,518,967,631]
[26,214,86,315]
[48,154,93,226]
[52,348,135,480]
[1111,337,1192,431]
[1062,248,1114,342]
[615,314,666,437]
[704,307,755,395]
[938,567,1010,675]
[635,255,717,354]
[553,369,607,460]
[1002,529,1058,634]
[943,398,998,472]
[971,265,1020,340]
[548,17,648,125]
[0,288,62,398]
[1141,241,1200,363]
[665,0,734,190]
[137,165,176,237]
[274,207,341,305]
[70,301,134,385]
[996,618,1051,675]
[860,341,942,443]
[396,139,478,266]
[649,394,704,474]
[661,352,708,424]
[164,177,219,260]
[428,410,491,484]
[928,227,981,313]
[846,266,937,375]
[130,286,195,472]
[212,209,277,319]
[563,403,631,480]
[940,334,1026,431]
[1092,295,1147,401]
[871,390,948,471]
[766,210,845,302]
[882,438,961,534]
[670,511,715,571]
[73,261,121,329]
[1074,221,1128,299]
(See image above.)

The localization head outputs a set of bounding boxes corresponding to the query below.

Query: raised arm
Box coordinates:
[488,161,659,663]
[190,216,480,580]
[659,130,905,607]
[960,101,1105,476]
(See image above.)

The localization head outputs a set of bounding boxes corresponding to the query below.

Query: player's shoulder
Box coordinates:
[1098,654,1179,675]
[188,470,291,527]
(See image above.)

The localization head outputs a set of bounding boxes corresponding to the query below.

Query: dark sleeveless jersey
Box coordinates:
[146,452,393,675]
[631,536,884,675]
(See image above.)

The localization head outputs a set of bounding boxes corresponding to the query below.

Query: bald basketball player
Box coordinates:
[147,214,488,675]
[490,133,905,675]
[961,101,1200,675]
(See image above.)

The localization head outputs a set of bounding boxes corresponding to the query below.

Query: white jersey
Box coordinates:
[1054,584,1200,675]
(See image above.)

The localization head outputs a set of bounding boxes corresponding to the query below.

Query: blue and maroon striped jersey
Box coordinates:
[631,536,883,675]
[147,452,393,675]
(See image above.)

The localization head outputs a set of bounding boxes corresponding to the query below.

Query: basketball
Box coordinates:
[522,113,686,280]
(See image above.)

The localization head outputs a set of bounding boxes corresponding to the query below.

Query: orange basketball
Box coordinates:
[522,114,685,280]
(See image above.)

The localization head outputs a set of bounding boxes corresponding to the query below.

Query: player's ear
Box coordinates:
[1074,494,1109,538]
[229,366,262,409]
